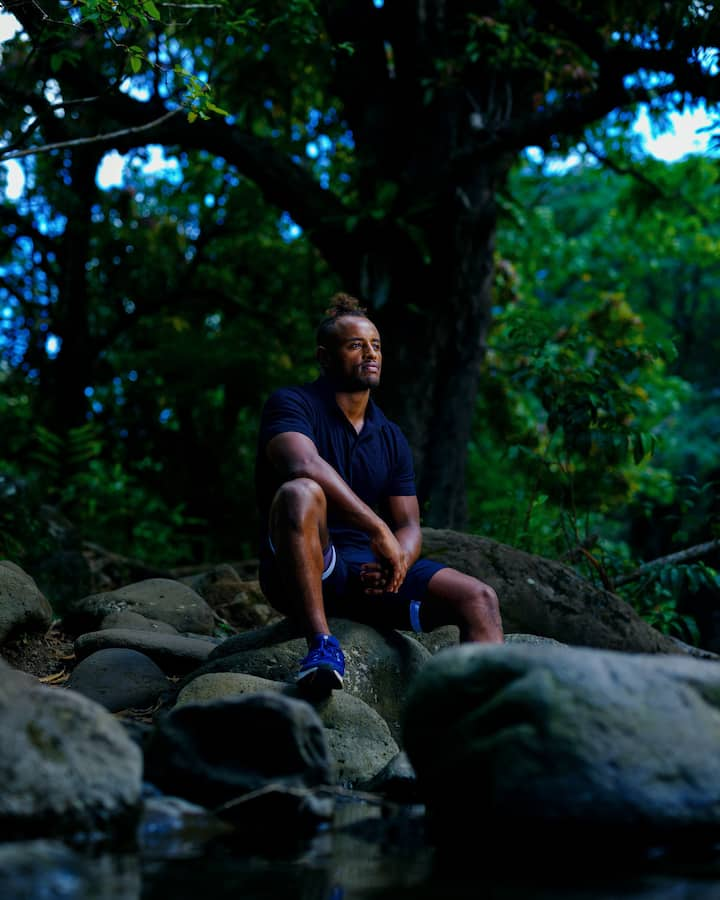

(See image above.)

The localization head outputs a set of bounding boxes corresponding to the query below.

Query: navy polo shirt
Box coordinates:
[255,375,416,555]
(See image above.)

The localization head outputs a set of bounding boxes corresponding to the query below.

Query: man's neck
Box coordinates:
[334,388,370,433]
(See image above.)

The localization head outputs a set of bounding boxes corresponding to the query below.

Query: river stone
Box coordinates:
[403,642,720,852]
[181,566,282,631]
[0,561,53,644]
[63,578,215,635]
[100,609,179,634]
[138,795,233,857]
[193,617,431,744]
[68,647,171,712]
[420,527,682,653]
[74,628,217,676]
[143,692,332,807]
[355,750,419,802]
[0,659,142,839]
[176,671,399,786]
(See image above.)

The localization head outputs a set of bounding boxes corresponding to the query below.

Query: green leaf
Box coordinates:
[143,0,161,19]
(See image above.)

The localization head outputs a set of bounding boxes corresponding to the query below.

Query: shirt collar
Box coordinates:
[314,375,381,429]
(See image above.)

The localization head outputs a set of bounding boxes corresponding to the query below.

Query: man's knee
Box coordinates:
[470,579,499,614]
[271,478,326,530]
[451,572,501,623]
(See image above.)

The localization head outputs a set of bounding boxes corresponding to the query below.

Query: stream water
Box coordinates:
[5,796,720,899]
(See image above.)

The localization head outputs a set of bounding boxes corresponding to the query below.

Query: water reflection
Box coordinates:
[4,797,720,899]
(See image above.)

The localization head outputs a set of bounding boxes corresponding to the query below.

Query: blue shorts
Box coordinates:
[259,541,447,634]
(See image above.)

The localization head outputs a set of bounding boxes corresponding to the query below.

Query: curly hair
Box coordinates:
[315,292,370,345]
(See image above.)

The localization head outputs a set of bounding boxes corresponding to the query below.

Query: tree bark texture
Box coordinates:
[320,0,515,527]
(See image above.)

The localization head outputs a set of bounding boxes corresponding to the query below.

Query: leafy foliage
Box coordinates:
[0,0,719,646]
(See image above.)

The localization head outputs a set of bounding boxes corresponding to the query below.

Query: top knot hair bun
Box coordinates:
[324,293,367,318]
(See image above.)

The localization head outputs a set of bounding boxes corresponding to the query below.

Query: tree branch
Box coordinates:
[0,109,183,161]
[582,136,714,228]
[614,540,720,588]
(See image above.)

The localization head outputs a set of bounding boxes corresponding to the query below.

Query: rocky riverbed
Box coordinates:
[5,535,720,899]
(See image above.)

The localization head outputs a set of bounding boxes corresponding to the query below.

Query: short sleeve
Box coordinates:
[387,425,416,496]
[259,388,317,449]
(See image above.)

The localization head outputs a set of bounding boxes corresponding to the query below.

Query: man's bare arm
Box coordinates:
[360,494,422,594]
[266,431,408,591]
[386,494,423,567]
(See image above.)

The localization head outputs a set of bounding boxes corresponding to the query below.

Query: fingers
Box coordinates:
[361,558,407,594]
[360,561,388,595]
[386,562,406,594]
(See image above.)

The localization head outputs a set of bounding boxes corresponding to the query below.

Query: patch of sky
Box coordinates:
[97,146,182,190]
[279,211,302,242]
[159,408,173,424]
[525,98,718,173]
[45,334,61,358]
[623,70,676,92]
[373,0,384,7]
[694,46,719,75]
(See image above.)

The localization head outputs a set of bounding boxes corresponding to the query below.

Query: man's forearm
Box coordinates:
[394,524,422,567]
[284,453,388,540]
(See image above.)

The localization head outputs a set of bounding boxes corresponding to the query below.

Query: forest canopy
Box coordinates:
[0,0,719,640]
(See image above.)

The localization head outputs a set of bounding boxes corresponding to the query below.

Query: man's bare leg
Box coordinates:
[425,568,504,643]
[269,477,331,641]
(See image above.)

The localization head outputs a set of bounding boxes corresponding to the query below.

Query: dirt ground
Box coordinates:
[0,623,76,685]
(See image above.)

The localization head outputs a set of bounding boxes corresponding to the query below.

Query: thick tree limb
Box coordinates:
[614,540,720,588]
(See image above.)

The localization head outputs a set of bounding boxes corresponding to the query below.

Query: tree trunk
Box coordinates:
[40,149,102,432]
[320,1,515,529]
[372,173,501,529]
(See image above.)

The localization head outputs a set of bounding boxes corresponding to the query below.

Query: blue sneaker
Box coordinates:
[297,634,345,692]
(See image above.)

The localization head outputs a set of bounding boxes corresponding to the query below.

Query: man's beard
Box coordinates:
[329,370,380,392]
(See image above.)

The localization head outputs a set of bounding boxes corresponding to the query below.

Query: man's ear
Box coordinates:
[316,345,329,370]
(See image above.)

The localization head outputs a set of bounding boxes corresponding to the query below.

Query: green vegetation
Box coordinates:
[0,1,718,642]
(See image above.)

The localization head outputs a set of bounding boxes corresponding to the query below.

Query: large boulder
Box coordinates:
[421,528,681,653]
[143,692,331,807]
[0,659,142,840]
[62,578,215,636]
[0,561,53,644]
[187,617,431,744]
[403,642,720,854]
[175,672,399,786]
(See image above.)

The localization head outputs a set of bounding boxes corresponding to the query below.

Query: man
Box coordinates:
[255,293,504,693]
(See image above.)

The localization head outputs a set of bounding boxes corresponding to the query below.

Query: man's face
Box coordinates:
[319,316,382,391]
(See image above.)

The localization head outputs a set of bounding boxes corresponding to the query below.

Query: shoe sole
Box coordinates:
[296,665,343,695]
